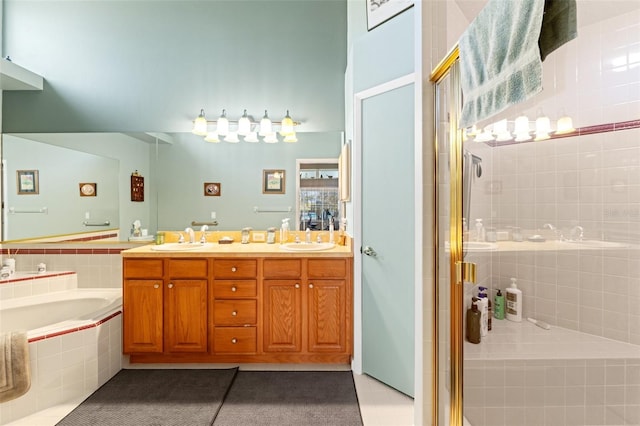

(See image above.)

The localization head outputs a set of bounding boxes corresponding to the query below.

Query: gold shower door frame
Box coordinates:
[430,46,466,426]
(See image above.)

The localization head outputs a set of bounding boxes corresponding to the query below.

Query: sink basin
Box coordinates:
[279,242,335,252]
[150,242,207,251]
[464,242,498,251]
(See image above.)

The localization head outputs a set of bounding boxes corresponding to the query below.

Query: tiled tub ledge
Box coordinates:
[465,319,640,360]
[464,320,640,426]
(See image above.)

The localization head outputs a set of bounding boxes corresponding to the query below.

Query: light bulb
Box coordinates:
[238,109,251,136]
[283,132,298,143]
[535,115,551,141]
[259,110,273,136]
[263,132,279,143]
[244,131,259,143]
[555,116,575,135]
[224,131,239,143]
[217,109,229,136]
[279,110,294,136]
[192,109,208,136]
[204,131,220,143]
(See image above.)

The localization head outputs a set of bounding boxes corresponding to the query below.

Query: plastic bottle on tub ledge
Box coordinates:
[506,277,523,322]
[466,299,481,344]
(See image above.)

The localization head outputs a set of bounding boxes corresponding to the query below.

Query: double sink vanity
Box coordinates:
[121,236,353,364]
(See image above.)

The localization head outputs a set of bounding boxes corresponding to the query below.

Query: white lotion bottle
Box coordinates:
[476,296,488,336]
[506,277,522,322]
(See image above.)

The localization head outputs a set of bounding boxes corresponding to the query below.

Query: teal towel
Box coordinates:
[459,0,546,129]
[539,0,577,61]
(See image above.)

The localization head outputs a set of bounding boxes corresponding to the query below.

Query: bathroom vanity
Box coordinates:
[121,240,353,364]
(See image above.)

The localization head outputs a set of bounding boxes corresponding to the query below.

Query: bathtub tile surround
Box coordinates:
[0,270,122,425]
[0,244,127,289]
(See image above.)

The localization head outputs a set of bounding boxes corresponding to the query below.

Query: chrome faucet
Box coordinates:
[569,225,584,241]
[543,223,559,240]
[185,227,195,243]
[200,225,209,243]
[177,232,185,243]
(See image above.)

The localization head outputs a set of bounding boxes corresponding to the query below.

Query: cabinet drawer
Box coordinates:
[123,259,163,279]
[214,300,257,325]
[213,280,257,298]
[168,258,208,278]
[214,327,257,353]
[212,260,257,278]
[263,258,302,278]
[308,259,347,278]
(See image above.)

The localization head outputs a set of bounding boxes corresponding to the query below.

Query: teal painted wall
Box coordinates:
[2,0,346,134]
[156,131,341,232]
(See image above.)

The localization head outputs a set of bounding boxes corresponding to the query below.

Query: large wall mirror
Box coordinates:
[1,131,343,243]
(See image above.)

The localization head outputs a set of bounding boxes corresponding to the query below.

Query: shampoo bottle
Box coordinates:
[494,289,505,320]
[466,300,481,344]
[476,295,488,336]
[506,278,523,322]
[478,287,492,331]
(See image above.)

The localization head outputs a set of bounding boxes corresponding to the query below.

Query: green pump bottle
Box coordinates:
[494,289,505,320]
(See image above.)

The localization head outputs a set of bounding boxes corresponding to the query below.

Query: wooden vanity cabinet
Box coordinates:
[211,259,258,354]
[263,258,351,357]
[123,258,208,354]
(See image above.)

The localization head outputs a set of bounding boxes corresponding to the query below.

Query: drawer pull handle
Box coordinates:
[231,311,238,316]
[231,267,237,272]
[231,338,238,344]
[231,286,237,292]
[295,283,300,289]
[153,284,160,289]
[309,283,314,289]
[168,283,174,289]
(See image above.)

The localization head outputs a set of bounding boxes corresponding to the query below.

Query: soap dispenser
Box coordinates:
[506,277,523,322]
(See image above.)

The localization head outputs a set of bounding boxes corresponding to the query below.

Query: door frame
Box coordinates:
[352,72,422,406]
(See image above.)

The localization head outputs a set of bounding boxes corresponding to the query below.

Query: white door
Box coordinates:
[361,82,415,397]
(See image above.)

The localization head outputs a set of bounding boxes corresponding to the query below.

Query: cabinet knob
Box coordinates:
[309,283,314,289]
[231,311,238,316]
[231,266,237,272]
[295,283,300,289]
[231,338,238,344]
[153,283,160,289]
[168,283,174,289]
[231,286,237,292]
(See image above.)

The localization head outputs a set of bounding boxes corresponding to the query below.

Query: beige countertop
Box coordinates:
[121,239,353,258]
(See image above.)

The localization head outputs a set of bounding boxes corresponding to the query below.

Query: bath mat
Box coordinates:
[56,368,238,426]
[213,371,363,426]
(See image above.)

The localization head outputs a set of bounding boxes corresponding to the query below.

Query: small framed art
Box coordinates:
[262,170,285,194]
[79,182,97,197]
[204,182,221,196]
[17,170,39,195]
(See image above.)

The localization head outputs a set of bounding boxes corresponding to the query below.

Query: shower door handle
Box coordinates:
[455,261,476,285]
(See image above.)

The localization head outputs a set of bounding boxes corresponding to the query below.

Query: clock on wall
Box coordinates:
[204,182,221,196]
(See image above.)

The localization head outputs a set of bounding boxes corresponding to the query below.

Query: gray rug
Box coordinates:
[56,368,238,426]
[213,371,363,426]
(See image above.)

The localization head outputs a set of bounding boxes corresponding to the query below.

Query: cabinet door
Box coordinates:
[263,280,302,352]
[165,279,208,352]
[307,279,347,353]
[123,279,163,353]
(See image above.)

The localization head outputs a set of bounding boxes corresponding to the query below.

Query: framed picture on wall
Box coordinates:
[17,170,39,194]
[366,0,414,31]
[79,182,97,197]
[262,170,285,194]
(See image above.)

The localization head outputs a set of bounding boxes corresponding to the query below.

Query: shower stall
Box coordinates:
[432,4,640,425]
